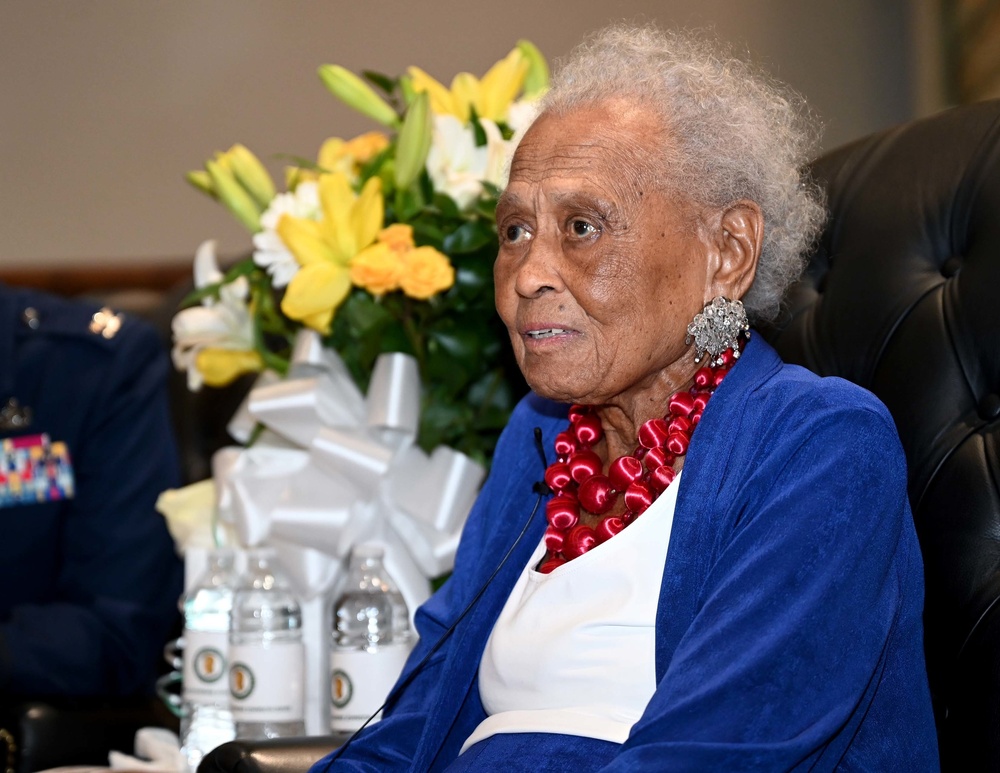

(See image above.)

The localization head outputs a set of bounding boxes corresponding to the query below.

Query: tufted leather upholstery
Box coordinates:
[762,98,1000,770]
[199,101,1000,773]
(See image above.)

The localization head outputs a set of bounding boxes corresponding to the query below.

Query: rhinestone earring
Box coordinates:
[685,296,750,366]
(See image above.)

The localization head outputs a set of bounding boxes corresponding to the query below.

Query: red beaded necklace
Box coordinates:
[537,347,740,574]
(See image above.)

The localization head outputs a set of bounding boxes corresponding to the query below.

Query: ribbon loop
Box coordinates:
[211,347,485,604]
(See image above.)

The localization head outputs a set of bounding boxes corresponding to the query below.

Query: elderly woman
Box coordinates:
[314,24,939,772]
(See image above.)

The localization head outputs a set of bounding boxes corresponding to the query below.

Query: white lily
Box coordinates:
[171,240,259,391]
[252,181,321,288]
[426,114,509,211]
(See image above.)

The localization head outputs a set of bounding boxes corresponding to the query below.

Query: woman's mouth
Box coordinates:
[525,328,570,340]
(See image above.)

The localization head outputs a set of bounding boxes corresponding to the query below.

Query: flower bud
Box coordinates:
[206,159,263,233]
[185,169,217,199]
[394,91,432,190]
[516,39,550,99]
[226,144,276,209]
[317,64,400,128]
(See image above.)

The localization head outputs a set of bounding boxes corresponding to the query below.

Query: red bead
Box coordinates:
[668,391,696,418]
[544,462,573,492]
[542,352,737,569]
[563,524,598,559]
[578,474,616,514]
[543,525,566,552]
[554,431,577,456]
[644,445,670,471]
[595,516,625,542]
[545,495,579,529]
[573,414,603,446]
[665,431,690,456]
[608,455,643,490]
[637,418,670,449]
[650,464,676,492]
[667,416,692,435]
[568,450,603,484]
[624,480,654,514]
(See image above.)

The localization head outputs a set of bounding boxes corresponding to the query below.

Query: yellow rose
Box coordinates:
[351,242,404,296]
[400,246,455,300]
[344,131,390,164]
[195,348,264,387]
[378,223,416,253]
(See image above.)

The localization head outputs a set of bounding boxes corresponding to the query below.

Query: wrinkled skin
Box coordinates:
[495,99,763,462]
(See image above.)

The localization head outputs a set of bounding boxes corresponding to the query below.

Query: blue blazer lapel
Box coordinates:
[413,415,557,770]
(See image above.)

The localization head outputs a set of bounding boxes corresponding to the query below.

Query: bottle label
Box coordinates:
[228,641,304,722]
[182,629,229,706]
[330,642,412,732]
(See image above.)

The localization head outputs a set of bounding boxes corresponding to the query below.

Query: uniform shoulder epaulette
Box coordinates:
[16,290,131,348]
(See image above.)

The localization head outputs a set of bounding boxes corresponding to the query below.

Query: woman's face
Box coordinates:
[495,101,713,408]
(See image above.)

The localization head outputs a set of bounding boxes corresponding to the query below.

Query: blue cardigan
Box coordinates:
[314,335,939,771]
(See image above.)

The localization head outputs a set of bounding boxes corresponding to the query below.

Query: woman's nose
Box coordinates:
[512,240,564,299]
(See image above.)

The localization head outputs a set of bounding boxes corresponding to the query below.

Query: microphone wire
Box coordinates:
[319,426,551,768]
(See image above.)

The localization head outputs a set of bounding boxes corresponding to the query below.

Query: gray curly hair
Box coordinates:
[539,24,827,323]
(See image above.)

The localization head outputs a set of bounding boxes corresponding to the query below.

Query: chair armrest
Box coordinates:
[0,697,177,773]
[198,735,348,773]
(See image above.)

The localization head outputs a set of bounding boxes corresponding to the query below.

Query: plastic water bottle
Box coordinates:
[179,548,238,771]
[330,544,414,733]
[229,548,305,738]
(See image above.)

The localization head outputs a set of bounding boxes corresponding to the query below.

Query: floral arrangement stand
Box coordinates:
[159,43,548,735]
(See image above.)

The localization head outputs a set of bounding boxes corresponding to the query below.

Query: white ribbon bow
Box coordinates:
[213,331,485,612]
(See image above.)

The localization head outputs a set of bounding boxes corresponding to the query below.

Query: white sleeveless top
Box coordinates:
[461,471,681,753]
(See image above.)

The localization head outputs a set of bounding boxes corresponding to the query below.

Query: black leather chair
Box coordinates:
[199,100,1000,773]
[766,98,1000,771]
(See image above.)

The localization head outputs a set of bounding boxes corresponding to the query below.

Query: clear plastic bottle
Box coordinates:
[179,549,238,771]
[229,548,305,739]
[329,544,414,733]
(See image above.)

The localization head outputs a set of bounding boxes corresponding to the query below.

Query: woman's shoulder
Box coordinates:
[732,335,897,437]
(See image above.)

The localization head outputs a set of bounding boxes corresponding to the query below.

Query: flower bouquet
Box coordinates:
[171,41,548,463]
[159,44,547,734]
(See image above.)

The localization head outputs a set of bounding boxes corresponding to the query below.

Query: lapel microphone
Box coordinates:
[317,426,551,769]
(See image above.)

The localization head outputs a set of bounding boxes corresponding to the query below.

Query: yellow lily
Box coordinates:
[195,348,264,387]
[407,47,529,124]
[287,131,390,189]
[279,173,384,333]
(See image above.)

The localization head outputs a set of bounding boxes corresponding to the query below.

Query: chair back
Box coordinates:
[763,99,1000,770]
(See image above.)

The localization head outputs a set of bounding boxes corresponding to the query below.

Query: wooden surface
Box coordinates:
[0,264,190,296]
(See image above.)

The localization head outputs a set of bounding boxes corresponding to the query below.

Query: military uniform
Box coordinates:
[0,285,183,697]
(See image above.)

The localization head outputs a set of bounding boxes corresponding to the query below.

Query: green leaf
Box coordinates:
[469,106,488,147]
[394,185,425,221]
[362,70,397,96]
[432,193,460,220]
[179,282,221,308]
[443,221,495,254]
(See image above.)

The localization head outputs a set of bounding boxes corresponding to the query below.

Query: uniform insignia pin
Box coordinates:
[89,307,124,339]
[0,398,33,431]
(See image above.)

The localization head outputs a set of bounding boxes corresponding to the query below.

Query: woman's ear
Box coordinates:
[705,199,764,301]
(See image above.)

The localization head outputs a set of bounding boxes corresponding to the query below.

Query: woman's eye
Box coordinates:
[504,224,531,244]
[570,219,597,238]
